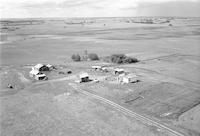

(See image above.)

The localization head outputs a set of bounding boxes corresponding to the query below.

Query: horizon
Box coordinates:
[1,0,200,18]
[1,16,200,20]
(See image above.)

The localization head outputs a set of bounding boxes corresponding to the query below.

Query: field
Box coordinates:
[0,17,200,136]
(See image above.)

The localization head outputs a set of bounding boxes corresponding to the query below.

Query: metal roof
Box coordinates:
[114,68,124,72]
[79,72,89,78]
[92,66,102,69]
[35,73,46,77]
[34,63,44,69]
[29,69,40,75]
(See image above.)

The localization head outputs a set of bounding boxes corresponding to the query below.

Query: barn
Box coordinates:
[33,63,49,71]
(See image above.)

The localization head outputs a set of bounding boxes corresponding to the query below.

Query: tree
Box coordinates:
[71,54,81,61]
[88,53,99,61]
[110,54,139,64]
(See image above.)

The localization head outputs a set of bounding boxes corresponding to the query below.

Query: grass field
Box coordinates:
[1,17,200,136]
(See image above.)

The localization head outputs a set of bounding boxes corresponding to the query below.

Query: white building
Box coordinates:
[34,73,48,80]
[29,69,47,80]
[79,72,89,82]
[122,74,138,84]
[29,69,40,77]
[91,66,102,71]
[114,68,124,75]
[46,64,54,70]
[101,67,108,72]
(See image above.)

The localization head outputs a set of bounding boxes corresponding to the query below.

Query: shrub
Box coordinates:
[88,53,99,61]
[109,54,139,64]
[71,54,81,61]
[110,54,126,64]
[122,57,139,63]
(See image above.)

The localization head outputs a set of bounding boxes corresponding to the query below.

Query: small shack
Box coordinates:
[79,72,89,82]
[122,74,138,84]
[114,68,124,75]
[92,66,102,71]
[33,63,49,71]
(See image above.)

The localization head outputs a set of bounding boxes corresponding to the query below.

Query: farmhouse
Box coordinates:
[79,72,90,82]
[29,69,40,77]
[29,69,48,80]
[33,63,49,71]
[114,68,124,75]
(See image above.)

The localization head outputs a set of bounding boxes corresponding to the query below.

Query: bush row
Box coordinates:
[71,53,139,64]
[110,54,139,64]
[71,53,99,61]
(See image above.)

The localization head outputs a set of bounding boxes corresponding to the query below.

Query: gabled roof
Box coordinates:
[92,66,102,69]
[34,63,44,69]
[46,64,53,68]
[114,68,124,72]
[35,73,46,77]
[30,69,40,75]
[79,72,89,78]
[102,67,107,70]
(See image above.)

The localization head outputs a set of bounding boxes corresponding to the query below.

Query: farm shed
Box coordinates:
[34,73,48,80]
[79,73,90,82]
[122,74,138,84]
[46,64,55,70]
[92,66,102,71]
[102,67,108,72]
[114,68,124,75]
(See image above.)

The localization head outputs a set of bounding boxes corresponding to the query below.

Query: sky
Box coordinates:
[0,0,200,18]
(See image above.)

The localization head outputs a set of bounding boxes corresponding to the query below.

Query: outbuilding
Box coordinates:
[79,72,90,82]
[46,64,54,70]
[101,67,108,72]
[92,66,102,71]
[114,68,124,75]
[34,73,48,80]
[122,74,138,84]
[33,63,49,71]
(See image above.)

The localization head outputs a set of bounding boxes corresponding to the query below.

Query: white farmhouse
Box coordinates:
[29,69,47,80]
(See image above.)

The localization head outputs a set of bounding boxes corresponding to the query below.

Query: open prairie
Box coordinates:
[0,17,200,136]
